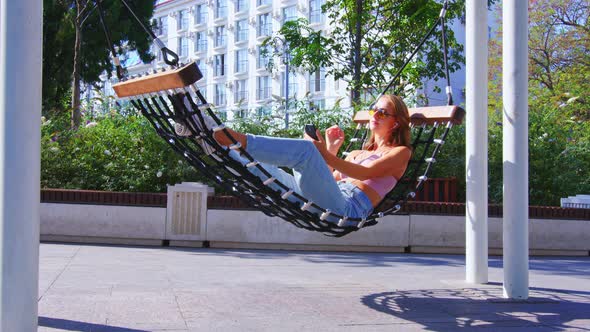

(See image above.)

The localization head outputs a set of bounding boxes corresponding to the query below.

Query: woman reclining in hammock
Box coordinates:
[176,94,412,223]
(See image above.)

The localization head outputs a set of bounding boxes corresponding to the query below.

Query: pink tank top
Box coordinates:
[340,153,398,197]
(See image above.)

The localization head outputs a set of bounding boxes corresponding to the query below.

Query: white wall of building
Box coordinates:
[110,0,347,123]
[91,1,488,117]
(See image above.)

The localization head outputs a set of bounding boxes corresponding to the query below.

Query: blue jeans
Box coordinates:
[227,135,373,225]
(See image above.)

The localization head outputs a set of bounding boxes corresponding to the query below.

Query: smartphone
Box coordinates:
[304,124,319,140]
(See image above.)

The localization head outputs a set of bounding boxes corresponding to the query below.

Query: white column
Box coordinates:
[465,0,488,284]
[0,0,42,330]
[502,0,529,299]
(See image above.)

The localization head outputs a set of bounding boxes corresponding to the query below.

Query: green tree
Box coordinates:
[42,0,155,127]
[264,0,468,105]
[528,0,589,96]
[486,0,589,205]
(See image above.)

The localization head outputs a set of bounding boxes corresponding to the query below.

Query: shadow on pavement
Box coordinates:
[38,317,149,332]
[361,287,590,331]
[175,247,466,268]
[489,257,590,277]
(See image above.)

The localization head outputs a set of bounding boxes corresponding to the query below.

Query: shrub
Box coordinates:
[42,92,588,206]
[41,111,205,192]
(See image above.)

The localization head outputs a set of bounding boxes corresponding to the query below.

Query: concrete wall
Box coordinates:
[40,203,166,246]
[39,203,590,255]
[408,215,590,256]
[204,210,409,252]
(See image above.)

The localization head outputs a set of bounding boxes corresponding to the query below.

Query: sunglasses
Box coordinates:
[368,107,394,120]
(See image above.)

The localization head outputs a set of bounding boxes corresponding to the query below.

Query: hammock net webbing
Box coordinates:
[103,0,463,237]
[121,78,460,237]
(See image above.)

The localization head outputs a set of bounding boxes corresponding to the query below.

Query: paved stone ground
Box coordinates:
[38,243,590,331]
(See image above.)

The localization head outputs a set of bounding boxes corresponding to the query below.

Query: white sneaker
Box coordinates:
[174,122,193,136]
[174,95,218,155]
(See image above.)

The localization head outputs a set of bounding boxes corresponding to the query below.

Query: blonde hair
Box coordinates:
[364,94,412,150]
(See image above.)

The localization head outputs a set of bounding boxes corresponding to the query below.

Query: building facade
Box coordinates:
[91,0,471,120]
[113,0,348,123]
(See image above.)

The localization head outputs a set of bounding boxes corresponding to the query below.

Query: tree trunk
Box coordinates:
[71,3,84,129]
[350,0,363,105]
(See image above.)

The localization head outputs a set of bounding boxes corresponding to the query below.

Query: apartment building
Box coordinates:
[92,0,469,119]
[110,0,348,122]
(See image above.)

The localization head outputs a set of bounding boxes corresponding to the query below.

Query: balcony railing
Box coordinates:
[235,60,248,73]
[234,90,248,102]
[215,94,227,106]
[256,87,271,100]
[235,29,248,42]
[257,24,272,37]
[215,35,226,48]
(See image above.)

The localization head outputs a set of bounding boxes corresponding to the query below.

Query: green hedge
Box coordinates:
[41,98,589,206]
[40,103,355,193]
[41,111,204,192]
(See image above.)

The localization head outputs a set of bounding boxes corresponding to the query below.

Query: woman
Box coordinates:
[176,94,412,223]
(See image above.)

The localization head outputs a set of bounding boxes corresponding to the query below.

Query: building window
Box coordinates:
[361,88,380,102]
[178,36,189,57]
[215,25,226,47]
[217,110,228,122]
[309,68,325,92]
[154,16,167,36]
[153,45,163,62]
[195,4,208,25]
[256,106,272,117]
[257,0,271,6]
[214,54,226,76]
[215,83,226,105]
[215,0,227,19]
[194,31,207,53]
[235,49,248,73]
[257,75,271,100]
[234,79,248,103]
[309,0,325,24]
[234,108,248,119]
[310,99,325,111]
[257,45,270,69]
[236,0,248,12]
[283,5,297,25]
[257,13,272,37]
[196,59,207,81]
[282,71,298,97]
[235,19,248,42]
[178,9,189,30]
[199,84,209,101]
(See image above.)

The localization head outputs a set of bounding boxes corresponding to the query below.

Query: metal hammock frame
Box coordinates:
[102,0,464,237]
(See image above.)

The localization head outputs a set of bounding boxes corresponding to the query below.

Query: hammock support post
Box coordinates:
[502,0,529,300]
[0,0,42,330]
[465,0,489,284]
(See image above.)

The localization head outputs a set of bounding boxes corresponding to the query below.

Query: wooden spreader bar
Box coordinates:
[111,60,465,128]
[112,61,203,98]
[354,105,465,126]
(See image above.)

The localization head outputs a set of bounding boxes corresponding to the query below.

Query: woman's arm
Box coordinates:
[325,125,345,156]
[306,129,411,180]
[323,125,345,173]
[324,146,411,180]
[332,150,363,181]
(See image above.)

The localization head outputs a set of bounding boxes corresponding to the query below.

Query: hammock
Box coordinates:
[102,0,464,237]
